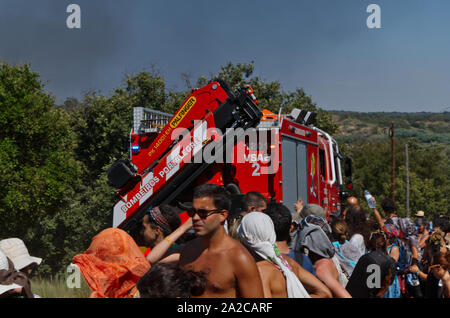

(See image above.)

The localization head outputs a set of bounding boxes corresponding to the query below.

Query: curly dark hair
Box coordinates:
[368,232,387,253]
[381,198,396,216]
[137,263,207,298]
[345,205,370,246]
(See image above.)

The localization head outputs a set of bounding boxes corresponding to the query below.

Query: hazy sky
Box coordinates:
[1,0,450,112]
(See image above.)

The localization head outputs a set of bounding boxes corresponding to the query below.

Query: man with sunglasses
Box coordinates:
[147,183,264,298]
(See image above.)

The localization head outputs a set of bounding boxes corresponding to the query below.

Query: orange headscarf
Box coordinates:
[73,228,150,298]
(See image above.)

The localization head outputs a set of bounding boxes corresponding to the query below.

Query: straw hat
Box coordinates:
[0,238,42,271]
[415,210,425,217]
[0,250,22,295]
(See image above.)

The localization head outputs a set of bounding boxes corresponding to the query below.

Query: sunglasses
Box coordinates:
[187,208,222,219]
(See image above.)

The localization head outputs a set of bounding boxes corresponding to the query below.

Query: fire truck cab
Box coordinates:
[231,108,347,217]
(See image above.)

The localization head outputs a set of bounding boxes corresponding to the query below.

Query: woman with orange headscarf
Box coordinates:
[73,228,150,298]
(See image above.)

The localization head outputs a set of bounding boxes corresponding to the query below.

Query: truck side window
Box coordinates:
[319,148,326,181]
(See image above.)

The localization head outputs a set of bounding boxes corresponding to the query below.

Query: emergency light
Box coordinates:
[131,145,140,152]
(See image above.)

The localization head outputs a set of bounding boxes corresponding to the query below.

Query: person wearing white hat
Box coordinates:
[0,250,23,297]
[0,238,42,278]
[416,210,425,218]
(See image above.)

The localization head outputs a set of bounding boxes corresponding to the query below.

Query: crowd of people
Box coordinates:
[1,183,449,299]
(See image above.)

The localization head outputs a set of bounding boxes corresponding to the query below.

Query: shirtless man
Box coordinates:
[295,219,352,298]
[243,247,289,298]
[246,249,331,298]
[147,183,264,298]
[308,252,352,298]
[417,218,430,249]
[265,202,332,297]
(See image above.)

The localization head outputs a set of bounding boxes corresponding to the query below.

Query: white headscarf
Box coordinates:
[238,212,310,298]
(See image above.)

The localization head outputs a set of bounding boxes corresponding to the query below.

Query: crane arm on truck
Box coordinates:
[107,79,262,232]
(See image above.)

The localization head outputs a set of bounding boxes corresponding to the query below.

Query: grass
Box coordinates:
[30,275,92,298]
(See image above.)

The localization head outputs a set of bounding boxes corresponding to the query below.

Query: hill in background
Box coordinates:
[329,111,450,144]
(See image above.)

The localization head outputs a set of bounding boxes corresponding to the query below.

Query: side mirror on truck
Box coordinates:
[344,156,353,190]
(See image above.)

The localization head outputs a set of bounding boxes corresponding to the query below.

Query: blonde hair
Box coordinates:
[331,219,349,244]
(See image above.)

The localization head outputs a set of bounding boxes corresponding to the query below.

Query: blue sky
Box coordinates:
[1,0,450,112]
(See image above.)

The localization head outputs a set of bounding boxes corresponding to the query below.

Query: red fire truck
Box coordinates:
[108,79,352,232]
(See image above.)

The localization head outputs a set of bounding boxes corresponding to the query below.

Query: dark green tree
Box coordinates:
[344,138,449,217]
[0,63,82,275]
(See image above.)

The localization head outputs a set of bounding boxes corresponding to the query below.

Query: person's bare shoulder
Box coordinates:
[283,255,299,268]
[256,260,282,280]
[314,258,336,275]
[226,236,255,265]
[221,236,265,297]
[256,260,279,279]
[257,260,281,277]
[257,259,277,270]
[222,236,261,276]
[283,255,302,275]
